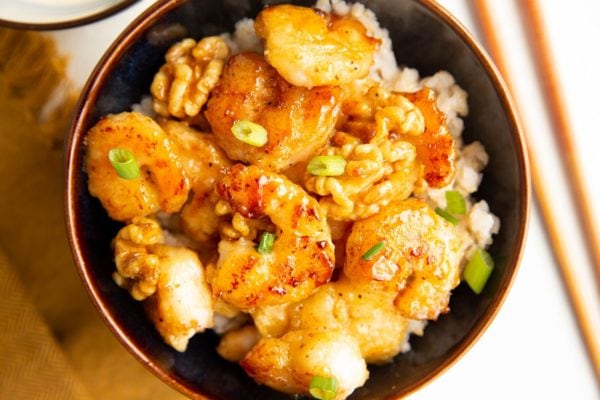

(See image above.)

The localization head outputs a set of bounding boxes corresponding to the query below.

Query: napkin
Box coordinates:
[0,28,186,400]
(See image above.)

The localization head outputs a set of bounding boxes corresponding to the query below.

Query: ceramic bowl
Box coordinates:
[65,0,530,398]
[0,0,138,30]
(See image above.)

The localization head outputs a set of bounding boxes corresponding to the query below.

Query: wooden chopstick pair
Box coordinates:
[470,0,600,385]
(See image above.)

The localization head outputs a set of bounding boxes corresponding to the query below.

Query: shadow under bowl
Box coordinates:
[65,0,530,398]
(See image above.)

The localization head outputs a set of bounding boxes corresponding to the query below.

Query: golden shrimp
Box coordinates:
[253,277,410,364]
[205,52,341,171]
[211,164,335,310]
[85,111,190,222]
[240,329,368,399]
[159,120,232,245]
[403,88,456,188]
[145,245,214,352]
[344,199,462,320]
[254,4,380,87]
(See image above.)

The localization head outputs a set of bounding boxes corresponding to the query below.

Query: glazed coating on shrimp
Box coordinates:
[159,120,232,244]
[85,111,190,221]
[402,88,456,188]
[344,199,462,320]
[205,52,341,171]
[255,4,380,87]
[212,164,335,310]
[253,277,410,364]
[241,329,368,399]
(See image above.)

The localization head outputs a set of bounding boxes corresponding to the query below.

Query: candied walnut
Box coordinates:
[305,132,418,221]
[113,217,164,300]
[151,36,230,119]
[338,85,455,188]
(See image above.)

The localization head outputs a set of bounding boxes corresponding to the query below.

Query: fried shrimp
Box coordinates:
[211,164,335,310]
[145,245,214,352]
[254,4,379,87]
[253,278,410,364]
[205,52,340,171]
[113,218,213,351]
[402,88,456,188]
[85,111,190,221]
[241,329,368,399]
[159,120,232,244]
[344,199,462,320]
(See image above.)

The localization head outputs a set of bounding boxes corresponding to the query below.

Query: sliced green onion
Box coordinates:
[309,376,338,400]
[231,120,268,147]
[362,241,385,261]
[463,248,494,294]
[108,148,140,179]
[257,232,276,254]
[307,155,346,176]
[445,190,466,215]
[435,207,459,225]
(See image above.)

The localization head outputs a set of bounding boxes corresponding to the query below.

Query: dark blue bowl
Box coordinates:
[65,0,530,398]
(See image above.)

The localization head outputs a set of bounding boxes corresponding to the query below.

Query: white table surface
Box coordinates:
[48,0,600,398]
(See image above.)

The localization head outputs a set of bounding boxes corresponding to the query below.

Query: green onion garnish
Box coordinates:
[257,232,276,254]
[231,120,268,147]
[463,248,494,294]
[307,155,346,176]
[445,190,466,215]
[309,376,338,400]
[435,207,459,225]
[108,148,140,179]
[362,241,385,261]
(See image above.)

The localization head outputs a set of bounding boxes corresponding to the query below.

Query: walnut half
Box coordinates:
[151,36,230,119]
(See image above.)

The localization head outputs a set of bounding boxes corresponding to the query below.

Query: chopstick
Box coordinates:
[470,0,600,385]
[519,0,600,294]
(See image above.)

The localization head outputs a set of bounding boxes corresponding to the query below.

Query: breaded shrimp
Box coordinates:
[113,218,213,351]
[402,88,456,188]
[205,53,340,171]
[344,199,462,320]
[159,120,232,244]
[85,111,190,221]
[241,329,368,399]
[145,245,214,352]
[290,279,409,364]
[253,278,410,364]
[212,164,335,310]
[254,4,379,87]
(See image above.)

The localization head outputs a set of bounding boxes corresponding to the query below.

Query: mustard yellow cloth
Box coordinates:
[0,28,186,400]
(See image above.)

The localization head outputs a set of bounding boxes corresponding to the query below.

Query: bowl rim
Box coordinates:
[0,0,140,31]
[64,0,531,398]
